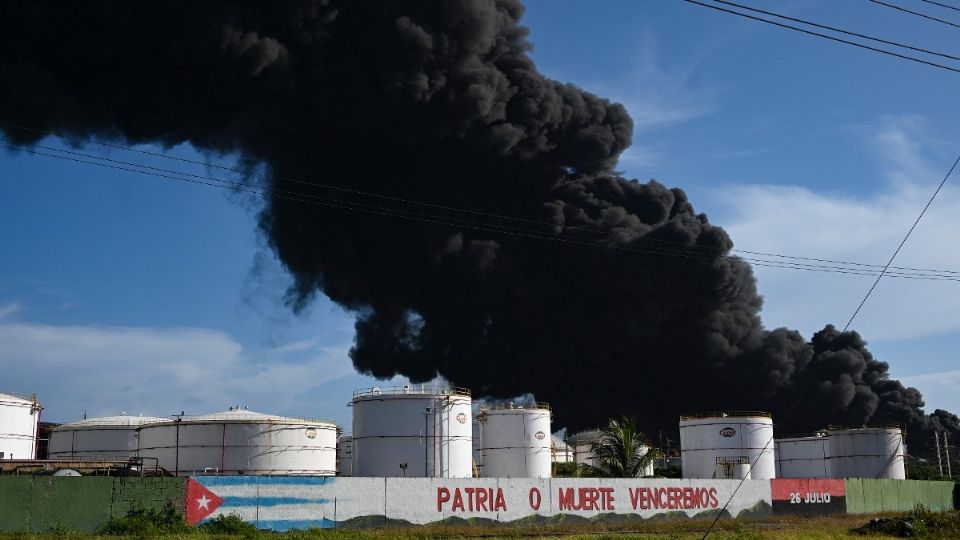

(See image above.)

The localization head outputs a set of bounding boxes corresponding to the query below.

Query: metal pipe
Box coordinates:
[945,432,953,479]
[423,407,430,478]
[936,432,943,477]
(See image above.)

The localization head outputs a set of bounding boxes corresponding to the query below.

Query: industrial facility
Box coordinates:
[678,411,907,481]
[0,389,915,482]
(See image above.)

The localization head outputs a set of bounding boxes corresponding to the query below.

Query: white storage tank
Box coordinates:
[479,403,552,478]
[570,429,603,469]
[569,429,654,476]
[0,392,41,460]
[774,433,829,478]
[337,434,353,476]
[825,425,905,479]
[472,418,483,476]
[48,414,166,460]
[351,385,472,478]
[551,436,573,464]
[679,412,775,480]
[137,408,338,476]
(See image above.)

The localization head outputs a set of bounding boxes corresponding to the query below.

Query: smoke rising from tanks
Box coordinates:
[1,0,955,453]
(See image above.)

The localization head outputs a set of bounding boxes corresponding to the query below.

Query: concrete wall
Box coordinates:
[844,479,953,514]
[0,476,185,533]
[0,475,954,532]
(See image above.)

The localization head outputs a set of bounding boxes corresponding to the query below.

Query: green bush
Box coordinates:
[98,503,190,536]
[46,519,78,536]
[553,462,578,477]
[198,513,260,536]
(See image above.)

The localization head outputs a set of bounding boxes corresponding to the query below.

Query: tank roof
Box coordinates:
[141,408,337,427]
[0,391,39,405]
[826,423,903,432]
[53,415,167,429]
[551,435,572,449]
[352,385,471,400]
[567,429,604,443]
[479,402,550,413]
[679,411,772,421]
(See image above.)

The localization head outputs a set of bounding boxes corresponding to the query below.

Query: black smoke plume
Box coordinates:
[1,0,954,455]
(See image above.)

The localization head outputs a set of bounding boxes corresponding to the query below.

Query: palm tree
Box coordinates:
[578,416,658,478]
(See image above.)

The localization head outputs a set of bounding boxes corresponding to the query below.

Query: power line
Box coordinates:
[682,0,960,74]
[3,122,959,279]
[867,0,960,30]
[710,0,960,61]
[921,0,960,13]
[6,138,960,284]
[843,151,960,330]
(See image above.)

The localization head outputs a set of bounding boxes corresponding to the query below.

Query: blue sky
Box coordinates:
[2,0,959,426]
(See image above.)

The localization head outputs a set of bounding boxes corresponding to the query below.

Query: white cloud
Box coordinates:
[711,117,960,342]
[0,322,355,422]
[900,370,960,413]
[0,302,19,320]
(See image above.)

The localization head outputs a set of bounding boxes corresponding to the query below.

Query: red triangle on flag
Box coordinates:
[185,478,224,526]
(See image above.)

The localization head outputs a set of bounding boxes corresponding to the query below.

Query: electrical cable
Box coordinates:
[5,137,960,283]
[711,0,960,61]
[2,123,959,279]
[682,0,960,74]
[921,0,960,13]
[867,0,960,30]
[843,151,960,330]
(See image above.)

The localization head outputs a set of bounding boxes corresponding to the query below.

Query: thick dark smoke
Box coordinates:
[1,0,954,455]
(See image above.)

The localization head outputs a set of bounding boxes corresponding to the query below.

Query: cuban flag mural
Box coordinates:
[186,477,338,531]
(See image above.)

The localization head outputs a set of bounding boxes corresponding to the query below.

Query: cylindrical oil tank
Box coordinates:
[0,392,41,460]
[570,429,603,469]
[679,412,775,479]
[472,417,483,475]
[551,436,573,464]
[774,434,829,478]
[479,403,552,478]
[137,409,338,476]
[825,425,905,479]
[48,415,166,460]
[337,434,353,476]
[351,386,472,478]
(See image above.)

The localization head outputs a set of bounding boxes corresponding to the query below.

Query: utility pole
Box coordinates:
[945,432,953,479]
[935,432,944,477]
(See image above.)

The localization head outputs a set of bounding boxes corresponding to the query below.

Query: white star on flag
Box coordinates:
[196,494,211,511]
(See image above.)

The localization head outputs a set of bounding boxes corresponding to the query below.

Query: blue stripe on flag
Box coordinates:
[222,495,329,507]
[252,518,336,531]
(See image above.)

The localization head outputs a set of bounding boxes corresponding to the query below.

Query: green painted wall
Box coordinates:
[844,479,954,514]
[0,477,186,533]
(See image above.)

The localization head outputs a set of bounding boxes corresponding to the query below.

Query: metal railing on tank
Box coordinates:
[351,385,471,399]
[480,401,550,412]
[0,390,38,401]
[826,422,904,431]
[679,411,773,420]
